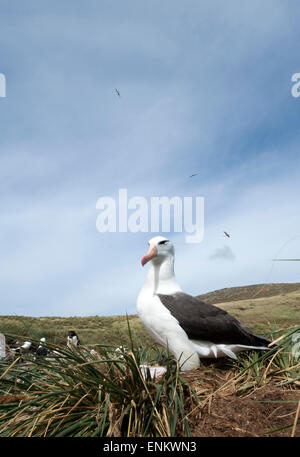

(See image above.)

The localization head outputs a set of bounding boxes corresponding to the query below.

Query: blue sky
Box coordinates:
[1,0,300,317]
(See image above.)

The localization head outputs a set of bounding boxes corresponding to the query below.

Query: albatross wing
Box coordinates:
[157,292,271,347]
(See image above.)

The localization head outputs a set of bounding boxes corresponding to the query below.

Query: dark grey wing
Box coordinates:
[157,292,271,346]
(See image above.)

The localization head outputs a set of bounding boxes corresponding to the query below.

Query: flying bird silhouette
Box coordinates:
[115,88,121,98]
[189,173,198,178]
[224,231,231,238]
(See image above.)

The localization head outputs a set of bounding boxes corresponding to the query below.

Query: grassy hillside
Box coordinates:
[1,282,300,347]
[197,282,300,304]
[0,314,150,348]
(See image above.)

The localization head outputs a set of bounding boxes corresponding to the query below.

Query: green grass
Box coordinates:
[2,282,300,347]
[0,282,299,437]
[0,314,155,348]
[0,323,299,437]
[198,282,300,304]
[0,328,197,437]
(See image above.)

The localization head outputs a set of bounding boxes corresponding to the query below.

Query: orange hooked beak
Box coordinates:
[141,244,157,267]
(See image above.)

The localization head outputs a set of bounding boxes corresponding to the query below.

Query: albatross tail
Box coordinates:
[191,339,271,360]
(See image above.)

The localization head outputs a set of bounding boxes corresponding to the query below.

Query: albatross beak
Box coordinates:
[141,244,157,266]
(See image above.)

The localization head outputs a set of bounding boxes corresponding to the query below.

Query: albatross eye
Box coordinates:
[158,240,169,245]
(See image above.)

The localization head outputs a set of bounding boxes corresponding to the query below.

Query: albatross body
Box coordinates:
[36,338,49,357]
[137,236,271,372]
[67,331,80,350]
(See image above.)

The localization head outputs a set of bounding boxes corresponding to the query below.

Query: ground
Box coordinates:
[182,367,300,437]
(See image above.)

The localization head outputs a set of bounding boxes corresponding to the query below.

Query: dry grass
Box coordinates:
[198,282,300,304]
[0,342,196,437]
[0,282,299,437]
[0,324,299,437]
[1,282,300,347]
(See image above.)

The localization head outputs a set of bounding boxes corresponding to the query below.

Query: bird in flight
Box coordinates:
[189,173,198,178]
[115,88,121,98]
[224,231,231,238]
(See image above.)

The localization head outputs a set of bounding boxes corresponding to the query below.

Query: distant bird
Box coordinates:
[115,345,127,353]
[9,340,21,352]
[10,341,32,363]
[35,337,49,357]
[115,88,121,98]
[224,231,231,238]
[21,341,32,350]
[67,331,80,350]
[115,345,128,359]
[189,173,198,178]
[137,236,271,372]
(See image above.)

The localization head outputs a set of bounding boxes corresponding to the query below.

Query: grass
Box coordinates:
[236,325,300,389]
[0,330,197,437]
[2,283,300,347]
[198,282,300,304]
[0,322,299,437]
[0,314,155,348]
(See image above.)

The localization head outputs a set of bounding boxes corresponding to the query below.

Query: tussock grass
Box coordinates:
[0,324,299,437]
[181,323,300,436]
[0,286,299,437]
[232,325,300,388]
[0,330,197,437]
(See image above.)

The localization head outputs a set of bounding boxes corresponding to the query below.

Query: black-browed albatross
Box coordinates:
[137,236,271,372]
[35,337,49,357]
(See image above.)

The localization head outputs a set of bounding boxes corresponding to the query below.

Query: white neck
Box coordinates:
[142,254,181,295]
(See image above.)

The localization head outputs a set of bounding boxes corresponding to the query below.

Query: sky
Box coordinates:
[0,0,300,317]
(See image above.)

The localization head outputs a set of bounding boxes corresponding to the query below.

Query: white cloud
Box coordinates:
[209,245,236,262]
[1,1,300,316]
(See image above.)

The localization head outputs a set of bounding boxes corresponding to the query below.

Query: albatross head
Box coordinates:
[141,236,174,266]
